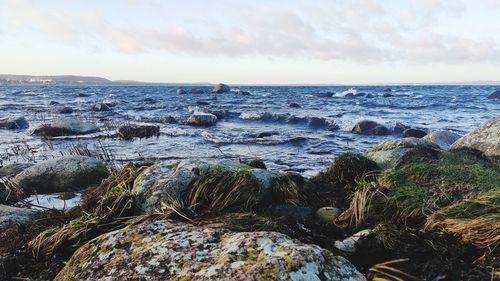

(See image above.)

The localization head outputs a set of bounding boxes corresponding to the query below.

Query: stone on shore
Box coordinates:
[352,120,390,135]
[423,130,462,150]
[0,116,29,130]
[451,116,500,161]
[185,112,218,126]
[55,220,365,281]
[12,156,109,195]
[0,204,40,231]
[213,83,231,93]
[0,163,33,177]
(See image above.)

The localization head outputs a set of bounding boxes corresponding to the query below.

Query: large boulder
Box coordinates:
[487,90,500,99]
[0,116,29,130]
[32,117,99,137]
[55,220,365,281]
[11,156,109,195]
[0,163,33,177]
[185,112,218,126]
[451,116,500,161]
[423,130,462,150]
[365,138,441,169]
[132,159,274,213]
[213,83,231,93]
[352,120,390,135]
[0,204,40,231]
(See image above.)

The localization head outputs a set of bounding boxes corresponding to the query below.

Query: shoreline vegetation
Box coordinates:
[0,86,499,280]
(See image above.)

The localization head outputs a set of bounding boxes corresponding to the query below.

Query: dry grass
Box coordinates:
[367,259,422,281]
[270,174,303,206]
[337,180,382,228]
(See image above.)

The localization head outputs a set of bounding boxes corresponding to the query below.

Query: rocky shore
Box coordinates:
[0,116,498,280]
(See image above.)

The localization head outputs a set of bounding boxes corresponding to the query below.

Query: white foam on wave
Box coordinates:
[335,88,357,97]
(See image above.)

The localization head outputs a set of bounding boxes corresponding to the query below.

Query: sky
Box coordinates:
[0,0,499,84]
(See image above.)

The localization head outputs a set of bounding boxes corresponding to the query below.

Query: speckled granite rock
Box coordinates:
[12,156,108,195]
[423,130,461,150]
[0,204,40,231]
[55,220,365,281]
[451,116,500,161]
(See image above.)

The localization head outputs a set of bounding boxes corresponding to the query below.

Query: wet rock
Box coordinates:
[213,83,231,93]
[118,124,160,140]
[12,156,109,195]
[176,89,187,95]
[401,128,427,138]
[334,229,373,253]
[238,91,251,96]
[159,116,178,124]
[393,122,410,135]
[269,205,313,223]
[247,159,267,169]
[308,117,328,128]
[51,105,73,114]
[254,131,279,138]
[209,110,228,120]
[289,102,301,108]
[451,116,500,161]
[55,220,365,281]
[143,97,156,104]
[0,116,29,130]
[0,204,40,231]
[316,207,341,224]
[185,112,218,126]
[195,101,210,106]
[91,103,111,112]
[352,120,391,135]
[365,138,441,169]
[423,130,461,150]
[487,90,500,99]
[32,117,99,137]
[49,101,60,105]
[189,88,203,94]
[0,163,33,177]
[382,93,393,97]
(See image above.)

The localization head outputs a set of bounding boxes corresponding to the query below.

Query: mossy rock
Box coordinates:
[316,207,341,224]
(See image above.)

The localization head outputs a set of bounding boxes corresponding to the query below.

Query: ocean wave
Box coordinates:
[239,112,338,130]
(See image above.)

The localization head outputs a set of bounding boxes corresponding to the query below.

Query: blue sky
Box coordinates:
[0,0,499,84]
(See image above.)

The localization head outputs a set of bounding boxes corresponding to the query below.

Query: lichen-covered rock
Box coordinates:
[185,112,218,126]
[55,220,365,281]
[32,117,99,137]
[0,163,33,177]
[423,130,461,150]
[132,159,275,213]
[352,120,390,135]
[451,116,500,161]
[0,204,40,231]
[0,116,29,130]
[365,138,441,169]
[213,83,231,93]
[12,156,109,195]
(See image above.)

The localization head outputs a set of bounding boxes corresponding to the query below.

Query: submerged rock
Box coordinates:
[118,124,160,140]
[289,102,301,108]
[32,117,99,137]
[0,116,29,130]
[0,204,40,231]
[185,112,218,126]
[487,90,500,99]
[401,128,427,138]
[51,106,74,114]
[213,83,231,93]
[365,138,441,169]
[423,130,461,150]
[12,156,108,195]
[352,120,390,135]
[55,220,365,281]
[451,116,500,161]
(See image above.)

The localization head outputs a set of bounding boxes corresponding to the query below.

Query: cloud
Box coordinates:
[2,0,500,64]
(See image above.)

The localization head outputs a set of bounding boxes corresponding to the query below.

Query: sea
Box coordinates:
[0,85,498,177]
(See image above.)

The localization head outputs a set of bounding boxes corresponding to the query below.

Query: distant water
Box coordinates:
[0,85,498,176]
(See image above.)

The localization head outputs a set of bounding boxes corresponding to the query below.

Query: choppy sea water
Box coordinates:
[0,85,498,176]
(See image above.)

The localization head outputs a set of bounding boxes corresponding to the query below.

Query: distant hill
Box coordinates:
[0,74,111,84]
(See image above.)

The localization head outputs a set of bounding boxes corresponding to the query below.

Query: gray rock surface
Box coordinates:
[213,83,231,93]
[451,116,500,161]
[423,130,462,150]
[0,116,29,130]
[185,112,218,126]
[0,204,40,231]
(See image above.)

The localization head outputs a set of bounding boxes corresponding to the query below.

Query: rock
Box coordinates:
[118,124,160,140]
[0,116,29,130]
[365,138,441,169]
[213,83,231,93]
[32,117,99,137]
[247,159,267,169]
[289,102,301,108]
[316,207,341,224]
[0,204,40,231]
[451,116,500,161]
[11,156,109,195]
[51,105,74,114]
[316,92,334,98]
[195,101,210,106]
[393,122,410,135]
[383,88,392,92]
[0,163,33,177]
[143,97,156,104]
[334,229,373,253]
[209,110,228,120]
[382,93,393,97]
[49,101,60,105]
[238,91,251,96]
[159,116,178,124]
[189,88,203,94]
[255,131,279,138]
[55,220,365,281]
[176,89,187,95]
[352,120,391,135]
[423,130,462,150]
[308,117,328,128]
[269,205,313,223]
[91,103,111,112]
[132,159,273,213]
[401,128,427,138]
[487,90,500,99]
[185,112,218,126]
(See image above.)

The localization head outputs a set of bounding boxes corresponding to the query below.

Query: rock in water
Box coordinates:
[401,128,427,138]
[159,116,178,124]
[12,156,109,195]
[118,124,160,140]
[289,102,301,108]
[423,130,461,150]
[0,204,40,231]
[32,117,99,137]
[365,138,441,169]
[213,83,231,93]
[352,120,391,135]
[185,112,218,126]
[451,116,500,161]
[0,116,29,130]
[176,89,187,95]
[91,103,111,112]
[487,90,500,99]
[55,220,365,281]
